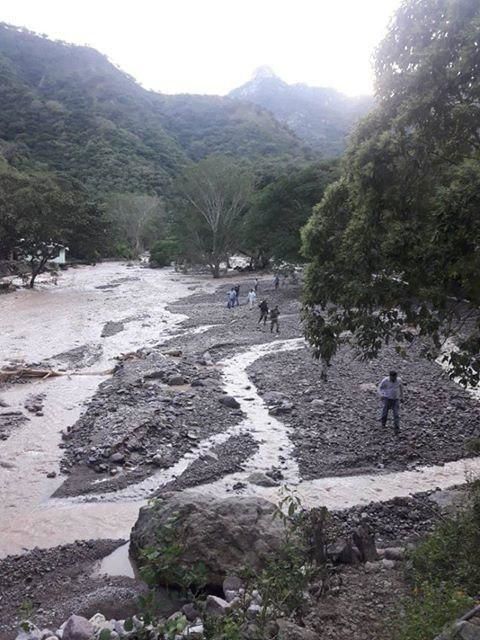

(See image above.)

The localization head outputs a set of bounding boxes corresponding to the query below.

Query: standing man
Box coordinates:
[247,288,257,309]
[227,287,236,308]
[378,370,404,434]
[254,278,259,293]
[274,274,280,290]
[258,300,269,326]
[234,284,240,306]
[270,305,280,334]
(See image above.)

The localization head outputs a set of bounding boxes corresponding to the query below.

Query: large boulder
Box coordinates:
[130,493,285,586]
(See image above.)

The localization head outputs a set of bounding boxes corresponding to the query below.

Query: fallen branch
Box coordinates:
[0,367,114,382]
[0,368,64,382]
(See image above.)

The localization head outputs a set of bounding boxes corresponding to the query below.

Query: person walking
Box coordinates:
[258,300,269,326]
[234,284,240,306]
[247,288,257,309]
[227,287,236,309]
[273,274,280,290]
[270,305,280,334]
[378,370,404,434]
[254,278,259,293]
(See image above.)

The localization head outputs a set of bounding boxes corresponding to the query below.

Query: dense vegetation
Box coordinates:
[0,22,319,271]
[302,0,480,384]
[393,481,480,640]
[0,23,310,196]
[243,160,340,266]
[0,160,106,283]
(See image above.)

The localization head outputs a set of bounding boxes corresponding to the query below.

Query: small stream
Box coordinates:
[1,264,479,561]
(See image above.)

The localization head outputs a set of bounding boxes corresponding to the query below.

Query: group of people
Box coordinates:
[226,278,280,334]
[257,299,280,333]
[226,278,406,431]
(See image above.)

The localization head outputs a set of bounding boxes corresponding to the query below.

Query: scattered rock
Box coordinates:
[223,576,243,593]
[205,595,230,617]
[383,547,405,561]
[218,395,240,409]
[247,472,280,487]
[352,525,378,562]
[182,603,200,622]
[62,615,94,640]
[109,452,125,464]
[167,374,185,386]
[101,321,124,338]
[277,619,319,640]
[327,539,360,565]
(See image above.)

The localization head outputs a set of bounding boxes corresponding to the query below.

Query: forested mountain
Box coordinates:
[229,66,373,156]
[0,24,309,196]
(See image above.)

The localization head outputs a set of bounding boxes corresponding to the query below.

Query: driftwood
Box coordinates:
[0,367,113,382]
[0,368,64,382]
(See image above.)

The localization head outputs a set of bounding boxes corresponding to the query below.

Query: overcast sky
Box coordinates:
[1,0,402,96]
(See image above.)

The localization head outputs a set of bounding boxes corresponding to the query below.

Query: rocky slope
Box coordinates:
[229,67,373,156]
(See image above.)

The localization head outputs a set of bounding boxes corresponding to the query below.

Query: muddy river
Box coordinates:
[1,263,479,559]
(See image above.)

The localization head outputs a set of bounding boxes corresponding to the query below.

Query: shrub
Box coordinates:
[149,239,178,267]
[392,480,480,640]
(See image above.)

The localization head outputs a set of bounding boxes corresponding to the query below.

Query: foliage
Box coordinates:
[172,156,253,277]
[408,483,480,595]
[0,23,308,200]
[149,238,178,267]
[242,160,339,267]
[393,582,473,640]
[301,0,480,384]
[0,163,107,284]
[137,511,207,600]
[103,193,165,256]
[392,480,480,639]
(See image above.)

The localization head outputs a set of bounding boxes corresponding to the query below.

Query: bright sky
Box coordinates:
[1,0,402,96]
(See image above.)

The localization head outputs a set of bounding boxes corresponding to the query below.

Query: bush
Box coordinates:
[113,242,136,260]
[393,582,473,640]
[392,480,480,639]
[149,239,178,267]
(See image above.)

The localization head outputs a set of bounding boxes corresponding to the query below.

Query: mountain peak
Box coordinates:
[251,65,279,81]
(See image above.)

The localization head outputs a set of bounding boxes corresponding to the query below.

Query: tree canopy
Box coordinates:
[0,162,107,284]
[302,0,480,384]
[243,161,339,267]
[172,156,253,278]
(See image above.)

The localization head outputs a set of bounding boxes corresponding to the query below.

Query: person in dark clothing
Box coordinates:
[258,300,269,326]
[274,274,280,290]
[234,284,240,306]
[270,305,280,333]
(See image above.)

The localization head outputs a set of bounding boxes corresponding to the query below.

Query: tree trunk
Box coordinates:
[211,263,220,278]
[29,258,48,288]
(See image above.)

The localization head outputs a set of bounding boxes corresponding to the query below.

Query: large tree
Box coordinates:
[302,0,480,384]
[0,164,106,286]
[173,156,253,277]
[243,161,339,267]
[104,193,165,257]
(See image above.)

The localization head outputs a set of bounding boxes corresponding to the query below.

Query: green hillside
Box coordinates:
[0,23,309,196]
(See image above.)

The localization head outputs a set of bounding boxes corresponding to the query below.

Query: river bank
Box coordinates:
[0,263,479,638]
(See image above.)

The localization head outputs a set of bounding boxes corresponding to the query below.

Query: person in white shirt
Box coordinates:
[247,288,257,309]
[378,370,404,433]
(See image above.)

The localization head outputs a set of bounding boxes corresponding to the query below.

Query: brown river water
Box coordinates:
[1,263,479,560]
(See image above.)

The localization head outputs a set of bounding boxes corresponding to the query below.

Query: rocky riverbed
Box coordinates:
[1,263,479,639]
